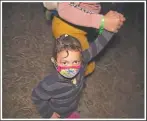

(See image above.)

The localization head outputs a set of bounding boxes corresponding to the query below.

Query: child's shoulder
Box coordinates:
[41,73,60,85]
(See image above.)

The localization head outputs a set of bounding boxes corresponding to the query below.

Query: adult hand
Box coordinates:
[103,10,126,33]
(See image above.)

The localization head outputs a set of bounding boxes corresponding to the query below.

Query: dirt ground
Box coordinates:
[2,3,145,118]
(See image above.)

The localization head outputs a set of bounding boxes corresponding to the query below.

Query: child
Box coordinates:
[32,12,125,117]
[43,2,125,76]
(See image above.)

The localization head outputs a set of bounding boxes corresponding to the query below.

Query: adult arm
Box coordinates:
[57,2,103,29]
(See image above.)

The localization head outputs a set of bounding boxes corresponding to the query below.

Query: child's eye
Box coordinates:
[62,62,67,65]
[73,61,80,64]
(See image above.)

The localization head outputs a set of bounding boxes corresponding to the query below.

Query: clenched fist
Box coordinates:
[103,10,126,33]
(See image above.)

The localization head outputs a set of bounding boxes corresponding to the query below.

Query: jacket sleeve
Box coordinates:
[57,2,103,29]
[82,30,114,63]
[31,76,55,118]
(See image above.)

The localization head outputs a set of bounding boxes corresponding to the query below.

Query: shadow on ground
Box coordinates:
[2,2,144,118]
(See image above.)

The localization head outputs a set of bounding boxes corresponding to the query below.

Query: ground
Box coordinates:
[2,3,144,118]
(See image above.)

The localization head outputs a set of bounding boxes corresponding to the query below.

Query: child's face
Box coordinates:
[56,50,81,67]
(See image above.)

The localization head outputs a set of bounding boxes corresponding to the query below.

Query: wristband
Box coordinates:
[98,17,105,35]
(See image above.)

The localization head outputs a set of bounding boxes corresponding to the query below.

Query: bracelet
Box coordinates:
[98,17,105,35]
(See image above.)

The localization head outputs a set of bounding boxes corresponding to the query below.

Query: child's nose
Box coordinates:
[68,63,73,67]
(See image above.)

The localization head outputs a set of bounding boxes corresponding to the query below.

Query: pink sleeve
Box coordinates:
[57,2,103,29]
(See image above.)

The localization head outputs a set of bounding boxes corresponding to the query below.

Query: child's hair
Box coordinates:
[53,34,82,60]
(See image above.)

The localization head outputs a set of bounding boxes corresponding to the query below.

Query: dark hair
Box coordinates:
[53,34,82,60]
